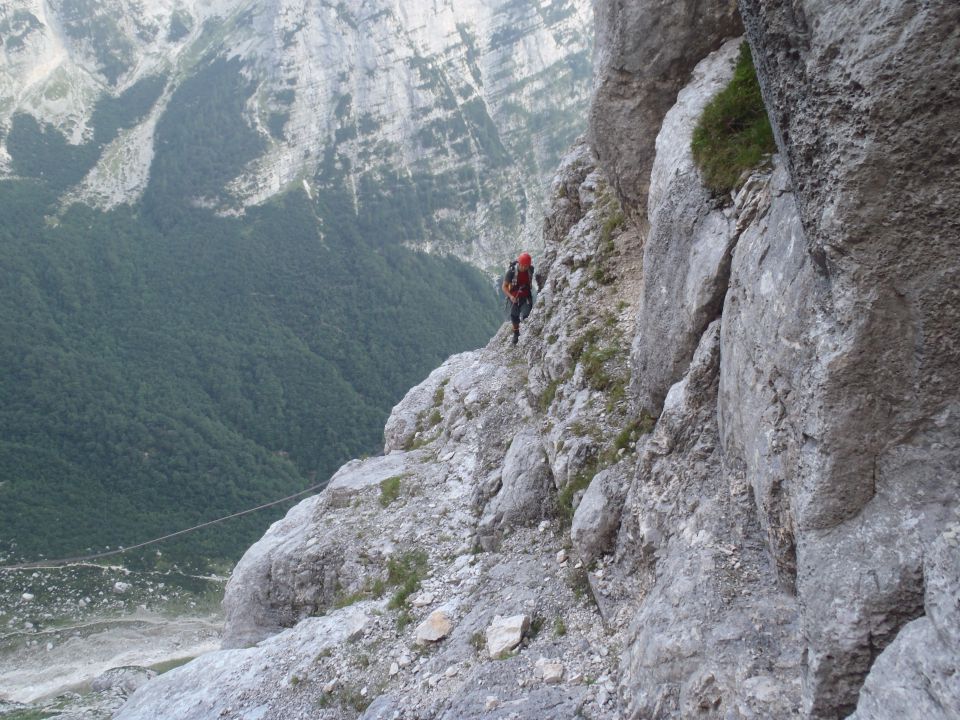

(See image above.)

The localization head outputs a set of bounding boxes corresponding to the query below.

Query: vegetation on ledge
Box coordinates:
[691,42,776,195]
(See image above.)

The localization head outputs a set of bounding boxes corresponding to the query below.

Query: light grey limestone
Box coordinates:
[415,610,454,644]
[728,2,960,715]
[90,666,157,695]
[434,659,588,719]
[630,38,743,416]
[115,609,371,720]
[718,162,813,592]
[850,527,960,719]
[477,428,553,547]
[221,449,436,649]
[617,320,801,719]
[485,614,530,658]
[570,464,628,565]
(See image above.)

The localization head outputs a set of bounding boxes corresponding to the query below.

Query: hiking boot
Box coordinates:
[512,331,519,345]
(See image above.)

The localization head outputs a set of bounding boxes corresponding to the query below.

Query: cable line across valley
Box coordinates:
[0,482,325,572]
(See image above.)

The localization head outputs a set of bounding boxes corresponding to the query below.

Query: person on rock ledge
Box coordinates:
[502,251,537,346]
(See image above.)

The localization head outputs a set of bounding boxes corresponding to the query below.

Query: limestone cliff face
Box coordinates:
[115,1,959,718]
[0,0,592,266]
[591,0,960,718]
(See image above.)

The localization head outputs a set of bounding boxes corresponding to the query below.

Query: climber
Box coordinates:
[502,251,536,345]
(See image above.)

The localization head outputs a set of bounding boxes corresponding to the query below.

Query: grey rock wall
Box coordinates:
[718,161,815,594]
[730,2,960,716]
[850,526,960,719]
[630,38,740,416]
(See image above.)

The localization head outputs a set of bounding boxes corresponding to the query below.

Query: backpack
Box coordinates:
[504,260,535,296]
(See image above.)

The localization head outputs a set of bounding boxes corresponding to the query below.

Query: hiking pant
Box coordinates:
[510,296,533,323]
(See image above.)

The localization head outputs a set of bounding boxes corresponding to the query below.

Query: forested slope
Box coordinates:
[0,180,499,568]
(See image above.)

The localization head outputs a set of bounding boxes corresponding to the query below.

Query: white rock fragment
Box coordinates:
[535,657,565,684]
[485,696,499,711]
[21,593,34,601]
[113,581,131,594]
[556,549,568,564]
[544,665,564,684]
[415,610,453,644]
[486,614,530,658]
[343,610,369,642]
[389,662,399,676]
[411,592,435,608]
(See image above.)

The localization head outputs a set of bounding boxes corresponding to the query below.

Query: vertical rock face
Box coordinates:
[588,0,742,217]
[629,38,741,416]
[718,162,814,593]
[730,2,960,716]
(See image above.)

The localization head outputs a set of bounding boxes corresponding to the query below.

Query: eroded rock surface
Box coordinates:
[731,2,960,715]
[631,38,743,416]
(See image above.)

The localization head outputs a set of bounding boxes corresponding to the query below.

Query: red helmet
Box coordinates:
[517,252,532,267]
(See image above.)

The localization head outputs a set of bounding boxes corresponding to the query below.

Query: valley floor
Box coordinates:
[0,610,222,706]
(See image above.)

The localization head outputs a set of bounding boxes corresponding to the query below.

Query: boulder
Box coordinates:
[477,429,553,545]
[485,614,530,658]
[415,610,453,644]
[850,528,960,719]
[534,657,564,684]
[570,465,628,565]
[91,666,157,695]
[629,38,743,416]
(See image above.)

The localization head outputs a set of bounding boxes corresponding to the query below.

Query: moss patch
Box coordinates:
[386,550,429,609]
[557,459,599,524]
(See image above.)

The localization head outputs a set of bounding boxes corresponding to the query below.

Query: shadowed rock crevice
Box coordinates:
[589,0,743,219]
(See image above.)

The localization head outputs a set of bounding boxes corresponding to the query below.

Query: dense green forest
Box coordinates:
[0,57,501,570]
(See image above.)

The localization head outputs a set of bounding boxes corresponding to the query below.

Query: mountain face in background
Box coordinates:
[0,0,592,567]
[1,0,593,267]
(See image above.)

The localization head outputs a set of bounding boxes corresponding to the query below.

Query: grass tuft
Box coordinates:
[386,550,429,609]
[553,616,567,637]
[379,475,403,507]
[691,42,776,195]
[540,377,562,411]
[557,459,600,525]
